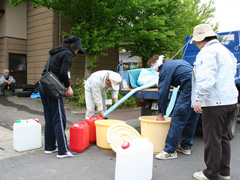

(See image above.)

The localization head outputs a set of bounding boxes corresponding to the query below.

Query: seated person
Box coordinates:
[0,69,16,96]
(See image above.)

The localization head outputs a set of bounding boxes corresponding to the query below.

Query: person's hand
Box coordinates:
[8,81,12,84]
[114,98,122,107]
[156,113,165,121]
[4,80,8,83]
[65,86,74,97]
[194,101,202,114]
[99,110,104,118]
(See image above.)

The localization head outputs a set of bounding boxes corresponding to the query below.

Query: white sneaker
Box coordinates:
[56,151,77,159]
[155,151,177,160]
[177,146,191,155]
[193,171,209,180]
[44,148,58,154]
[220,175,230,180]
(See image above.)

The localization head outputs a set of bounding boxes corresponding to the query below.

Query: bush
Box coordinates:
[106,91,138,109]
[69,79,86,108]
[69,78,138,109]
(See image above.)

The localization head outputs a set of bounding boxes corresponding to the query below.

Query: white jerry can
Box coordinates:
[115,138,154,180]
[13,119,42,152]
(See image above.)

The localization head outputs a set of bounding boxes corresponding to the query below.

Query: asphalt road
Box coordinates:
[0,95,239,180]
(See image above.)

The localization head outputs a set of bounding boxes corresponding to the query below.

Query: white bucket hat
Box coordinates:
[191,24,217,44]
[109,73,122,91]
[3,69,9,73]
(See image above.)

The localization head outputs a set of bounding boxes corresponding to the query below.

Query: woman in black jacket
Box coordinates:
[39,36,85,158]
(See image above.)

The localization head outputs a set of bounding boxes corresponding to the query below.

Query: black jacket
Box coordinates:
[42,46,73,88]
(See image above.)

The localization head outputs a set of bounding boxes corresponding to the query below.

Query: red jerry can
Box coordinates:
[69,122,89,153]
[84,116,104,143]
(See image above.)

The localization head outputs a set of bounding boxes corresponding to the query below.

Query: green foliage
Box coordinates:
[106,91,138,110]
[172,0,218,59]
[10,0,218,68]
[119,0,218,64]
[86,55,98,70]
[70,79,138,109]
[10,0,131,72]
[70,79,86,108]
[117,93,138,110]
[119,0,184,66]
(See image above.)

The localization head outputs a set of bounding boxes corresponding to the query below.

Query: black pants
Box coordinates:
[1,82,15,93]
[202,104,236,180]
[39,82,69,155]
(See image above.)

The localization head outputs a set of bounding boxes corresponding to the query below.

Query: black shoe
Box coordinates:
[0,92,4,96]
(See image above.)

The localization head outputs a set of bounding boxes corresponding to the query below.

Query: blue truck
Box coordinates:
[119,30,240,139]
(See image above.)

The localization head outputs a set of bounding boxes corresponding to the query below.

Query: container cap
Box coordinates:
[74,124,79,127]
[85,116,104,121]
[107,123,141,152]
[15,120,21,123]
[121,141,130,149]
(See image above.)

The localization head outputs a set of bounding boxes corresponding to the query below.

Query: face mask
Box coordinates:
[151,63,159,71]
[151,57,164,71]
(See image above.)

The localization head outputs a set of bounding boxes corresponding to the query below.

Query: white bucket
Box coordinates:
[13,119,42,152]
[115,138,153,180]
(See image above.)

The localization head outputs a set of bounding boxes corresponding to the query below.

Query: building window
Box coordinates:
[9,53,27,71]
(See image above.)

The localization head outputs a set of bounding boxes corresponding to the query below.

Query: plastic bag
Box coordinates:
[137,69,159,86]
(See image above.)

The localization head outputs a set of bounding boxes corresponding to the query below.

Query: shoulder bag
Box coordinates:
[40,56,66,100]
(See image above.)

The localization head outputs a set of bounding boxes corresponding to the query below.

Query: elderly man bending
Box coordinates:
[85,70,122,119]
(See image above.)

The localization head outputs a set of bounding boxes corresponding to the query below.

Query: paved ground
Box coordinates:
[0,95,239,180]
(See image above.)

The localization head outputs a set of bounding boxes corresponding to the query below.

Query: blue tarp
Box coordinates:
[128,68,158,88]
[30,92,41,99]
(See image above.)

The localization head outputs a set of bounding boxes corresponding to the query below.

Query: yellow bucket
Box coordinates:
[139,116,171,154]
[95,120,126,149]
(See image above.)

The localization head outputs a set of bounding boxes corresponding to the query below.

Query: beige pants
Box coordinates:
[85,87,107,119]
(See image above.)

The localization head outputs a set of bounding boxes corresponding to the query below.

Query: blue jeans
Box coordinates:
[163,80,200,153]
[39,83,69,155]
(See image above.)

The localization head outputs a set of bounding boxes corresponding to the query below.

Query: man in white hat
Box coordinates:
[0,69,16,96]
[84,70,122,119]
[191,24,238,180]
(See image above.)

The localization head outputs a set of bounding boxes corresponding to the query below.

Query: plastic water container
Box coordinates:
[115,138,153,180]
[84,116,104,143]
[69,122,89,153]
[13,119,42,152]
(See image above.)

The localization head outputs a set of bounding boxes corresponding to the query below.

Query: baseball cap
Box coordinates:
[109,73,122,91]
[191,24,217,44]
[64,36,86,54]
[3,69,9,73]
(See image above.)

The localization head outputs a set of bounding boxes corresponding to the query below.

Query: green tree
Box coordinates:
[119,0,218,65]
[118,0,184,67]
[10,0,130,78]
[10,0,217,71]
[170,0,218,59]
